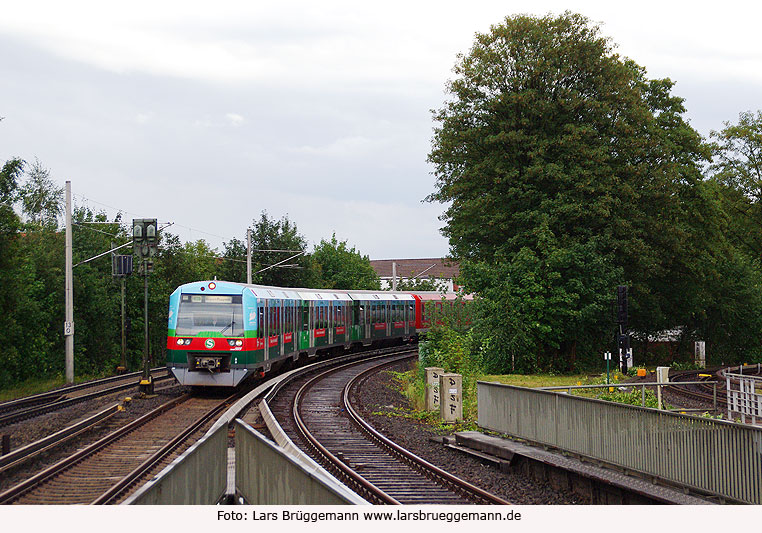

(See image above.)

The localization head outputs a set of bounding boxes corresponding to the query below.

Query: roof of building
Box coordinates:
[369,258,459,280]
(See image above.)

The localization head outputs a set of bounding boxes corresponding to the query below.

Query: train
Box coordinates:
[166,280,468,387]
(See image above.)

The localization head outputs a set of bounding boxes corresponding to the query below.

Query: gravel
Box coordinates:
[354,359,587,504]
[0,384,184,494]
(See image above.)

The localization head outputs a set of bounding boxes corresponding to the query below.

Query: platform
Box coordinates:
[446,431,715,505]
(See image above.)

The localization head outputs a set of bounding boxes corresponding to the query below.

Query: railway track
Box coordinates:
[663,364,761,413]
[0,367,172,428]
[666,368,725,409]
[0,392,236,504]
[267,351,509,505]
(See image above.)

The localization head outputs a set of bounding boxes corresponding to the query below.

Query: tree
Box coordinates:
[217,238,247,283]
[247,211,319,288]
[426,12,719,371]
[709,110,762,257]
[312,233,380,290]
[0,158,25,386]
[18,159,63,228]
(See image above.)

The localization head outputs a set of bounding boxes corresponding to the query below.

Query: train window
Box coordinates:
[258,306,264,338]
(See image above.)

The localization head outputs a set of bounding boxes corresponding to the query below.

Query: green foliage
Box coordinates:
[418,309,483,419]
[597,387,661,409]
[247,211,319,288]
[217,238,247,283]
[426,11,762,372]
[0,164,386,391]
[312,233,380,290]
[17,159,63,228]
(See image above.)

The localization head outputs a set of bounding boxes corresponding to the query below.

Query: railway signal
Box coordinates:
[133,219,158,395]
[615,285,630,374]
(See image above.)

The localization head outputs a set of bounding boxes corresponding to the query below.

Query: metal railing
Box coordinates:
[537,381,718,413]
[724,372,762,424]
[478,381,762,504]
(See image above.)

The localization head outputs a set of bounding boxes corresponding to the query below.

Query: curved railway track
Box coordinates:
[662,365,762,413]
[267,351,509,505]
[0,367,172,428]
[666,368,725,409]
[0,392,236,504]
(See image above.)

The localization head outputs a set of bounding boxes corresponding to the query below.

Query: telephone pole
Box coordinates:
[247,228,252,284]
[64,181,74,384]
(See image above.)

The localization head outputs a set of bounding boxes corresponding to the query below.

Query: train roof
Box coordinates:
[179,281,416,302]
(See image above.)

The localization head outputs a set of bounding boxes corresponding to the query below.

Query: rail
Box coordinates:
[124,347,410,504]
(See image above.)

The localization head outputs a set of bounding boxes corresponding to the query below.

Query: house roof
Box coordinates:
[369,258,459,280]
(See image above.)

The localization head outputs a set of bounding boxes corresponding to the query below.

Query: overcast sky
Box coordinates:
[1,0,761,260]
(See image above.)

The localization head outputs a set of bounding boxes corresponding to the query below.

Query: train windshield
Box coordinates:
[176,294,244,337]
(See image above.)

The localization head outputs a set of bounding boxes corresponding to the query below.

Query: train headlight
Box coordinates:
[235,340,243,347]
[176,338,184,345]
[184,339,192,345]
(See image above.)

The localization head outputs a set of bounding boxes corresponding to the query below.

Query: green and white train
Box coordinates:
[166,280,423,387]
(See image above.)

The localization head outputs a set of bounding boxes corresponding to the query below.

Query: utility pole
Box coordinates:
[246,228,252,284]
[392,261,397,291]
[64,181,74,384]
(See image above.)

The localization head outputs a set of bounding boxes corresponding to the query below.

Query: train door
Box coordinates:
[309,300,314,348]
[386,301,391,336]
[278,299,286,357]
[328,301,334,345]
[263,300,269,360]
[364,301,370,340]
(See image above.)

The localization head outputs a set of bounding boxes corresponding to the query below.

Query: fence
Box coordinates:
[478,381,762,504]
[725,372,762,424]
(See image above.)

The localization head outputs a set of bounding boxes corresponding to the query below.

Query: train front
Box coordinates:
[166,281,255,387]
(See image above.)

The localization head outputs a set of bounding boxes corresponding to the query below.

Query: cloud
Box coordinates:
[225,113,245,126]
[135,112,153,124]
[289,136,378,158]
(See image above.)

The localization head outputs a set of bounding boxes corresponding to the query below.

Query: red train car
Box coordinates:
[412,292,472,332]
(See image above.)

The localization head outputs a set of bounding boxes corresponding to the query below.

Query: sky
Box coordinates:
[1,0,761,260]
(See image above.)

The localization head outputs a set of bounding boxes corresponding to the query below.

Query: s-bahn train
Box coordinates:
[166,280,467,387]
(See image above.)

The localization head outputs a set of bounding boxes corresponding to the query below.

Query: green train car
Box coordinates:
[166,280,418,387]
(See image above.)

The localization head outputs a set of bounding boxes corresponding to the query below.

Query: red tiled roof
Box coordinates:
[369,258,459,280]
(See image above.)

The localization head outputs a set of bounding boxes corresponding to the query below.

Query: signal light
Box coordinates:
[208,282,216,290]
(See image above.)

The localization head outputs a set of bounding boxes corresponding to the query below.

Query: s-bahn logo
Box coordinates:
[205,338,215,349]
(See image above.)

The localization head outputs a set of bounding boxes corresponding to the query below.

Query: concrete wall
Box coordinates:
[124,421,228,505]
[235,420,366,505]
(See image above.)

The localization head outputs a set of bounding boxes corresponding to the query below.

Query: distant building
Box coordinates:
[369,258,461,292]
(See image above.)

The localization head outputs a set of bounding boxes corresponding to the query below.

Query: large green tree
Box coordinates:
[312,233,380,290]
[427,12,732,371]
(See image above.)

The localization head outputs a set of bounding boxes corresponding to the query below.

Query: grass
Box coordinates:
[0,373,107,402]
[481,373,596,388]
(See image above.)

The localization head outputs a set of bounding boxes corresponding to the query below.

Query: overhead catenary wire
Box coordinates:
[69,193,307,271]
